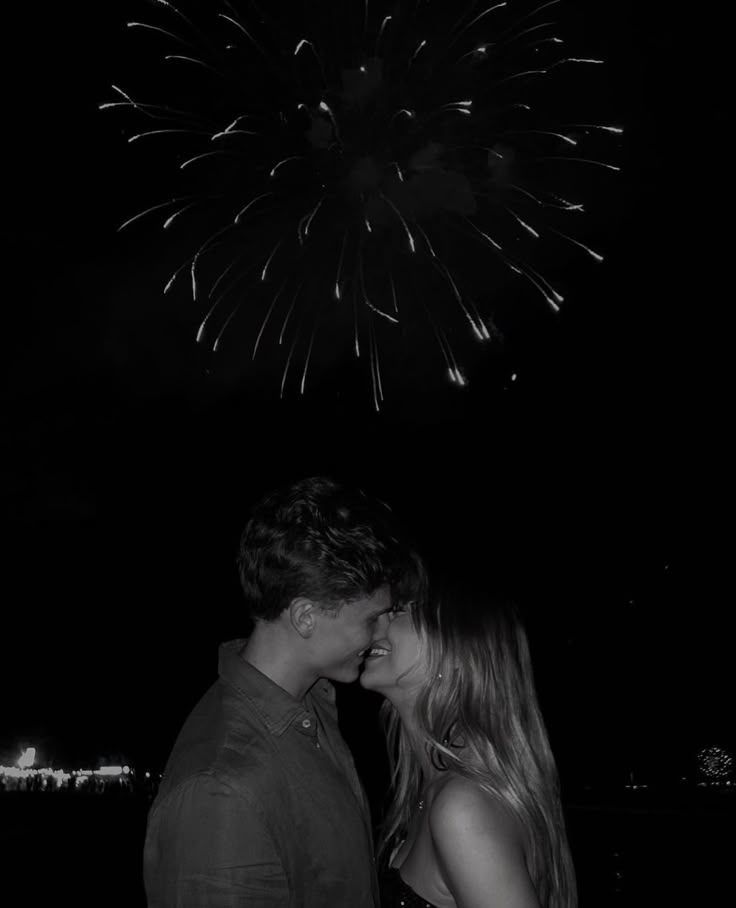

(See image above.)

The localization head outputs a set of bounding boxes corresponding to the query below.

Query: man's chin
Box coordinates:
[324,663,362,684]
[358,663,378,689]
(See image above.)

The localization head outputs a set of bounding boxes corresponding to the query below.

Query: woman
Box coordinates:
[360,579,577,908]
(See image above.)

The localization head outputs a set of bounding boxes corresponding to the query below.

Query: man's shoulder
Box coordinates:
[159,681,288,800]
[154,736,289,822]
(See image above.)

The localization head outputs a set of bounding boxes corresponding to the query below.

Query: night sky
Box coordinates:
[3,1,731,786]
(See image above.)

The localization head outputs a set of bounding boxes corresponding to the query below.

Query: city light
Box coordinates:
[1,746,158,796]
[17,747,36,769]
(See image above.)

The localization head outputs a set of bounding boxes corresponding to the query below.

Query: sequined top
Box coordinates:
[379,867,442,908]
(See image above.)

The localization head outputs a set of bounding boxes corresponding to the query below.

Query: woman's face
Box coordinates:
[359,603,428,700]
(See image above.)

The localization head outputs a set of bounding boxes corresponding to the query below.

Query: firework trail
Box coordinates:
[102,0,621,407]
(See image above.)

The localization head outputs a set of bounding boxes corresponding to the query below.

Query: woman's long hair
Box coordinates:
[377,580,577,908]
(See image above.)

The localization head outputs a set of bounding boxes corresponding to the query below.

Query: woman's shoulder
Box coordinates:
[428,774,527,856]
[426,775,540,907]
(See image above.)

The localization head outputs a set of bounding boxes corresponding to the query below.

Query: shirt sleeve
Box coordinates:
[144,772,290,907]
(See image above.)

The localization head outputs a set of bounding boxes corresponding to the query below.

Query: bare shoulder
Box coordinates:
[429,775,526,853]
[428,775,540,908]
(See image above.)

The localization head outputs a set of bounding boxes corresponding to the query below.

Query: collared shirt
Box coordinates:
[143,640,379,907]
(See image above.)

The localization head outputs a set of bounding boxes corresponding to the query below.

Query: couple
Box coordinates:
[143,477,577,907]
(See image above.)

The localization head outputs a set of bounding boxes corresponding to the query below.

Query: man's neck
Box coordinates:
[241,624,319,701]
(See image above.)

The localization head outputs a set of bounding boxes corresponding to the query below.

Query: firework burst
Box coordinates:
[102,0,621,408]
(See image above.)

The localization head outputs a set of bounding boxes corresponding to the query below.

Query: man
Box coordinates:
[144,476,425,907]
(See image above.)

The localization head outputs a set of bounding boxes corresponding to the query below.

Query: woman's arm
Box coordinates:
[429,777,542,908]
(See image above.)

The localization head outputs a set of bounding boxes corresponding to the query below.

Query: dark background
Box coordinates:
[2,1,732,903]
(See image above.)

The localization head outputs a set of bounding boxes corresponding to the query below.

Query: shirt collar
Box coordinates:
[218,639,335,737]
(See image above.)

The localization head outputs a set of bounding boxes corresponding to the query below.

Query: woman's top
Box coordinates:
[379,866,443,908]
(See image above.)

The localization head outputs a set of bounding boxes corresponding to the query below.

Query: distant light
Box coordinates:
[145,772,151,779]
[17,747,36,769]
[122,765,130,775]
[49,769,71,783]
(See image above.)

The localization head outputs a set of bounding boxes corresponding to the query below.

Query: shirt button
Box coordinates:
[302,718,312,728]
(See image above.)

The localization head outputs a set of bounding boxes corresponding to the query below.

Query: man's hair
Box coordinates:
[237,476,425,622]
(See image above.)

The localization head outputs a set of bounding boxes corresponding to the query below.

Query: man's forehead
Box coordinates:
[372,587,393,608]
[354,587,392,612]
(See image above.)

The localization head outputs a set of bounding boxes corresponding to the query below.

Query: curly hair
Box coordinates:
[237,476,426,622]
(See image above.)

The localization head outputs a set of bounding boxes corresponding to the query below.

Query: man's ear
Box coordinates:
[289,597,317,638]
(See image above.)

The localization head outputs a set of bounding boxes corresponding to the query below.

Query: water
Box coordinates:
[566,789,733,905]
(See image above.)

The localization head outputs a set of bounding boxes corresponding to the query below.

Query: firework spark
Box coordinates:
[102,0,621,405]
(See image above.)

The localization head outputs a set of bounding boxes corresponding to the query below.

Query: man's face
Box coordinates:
[314,585,393,683]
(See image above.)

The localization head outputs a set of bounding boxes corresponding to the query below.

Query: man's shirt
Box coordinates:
[144,640,379,907]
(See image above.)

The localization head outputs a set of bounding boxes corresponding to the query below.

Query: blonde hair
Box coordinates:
[377,584,577,908]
